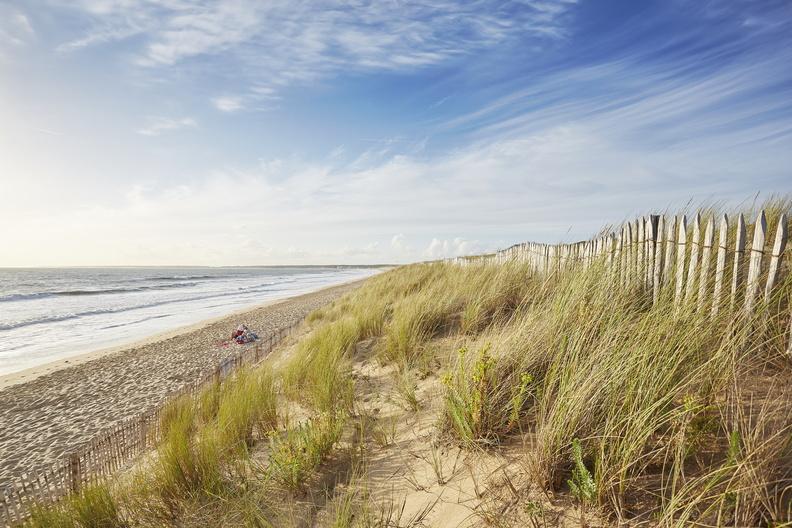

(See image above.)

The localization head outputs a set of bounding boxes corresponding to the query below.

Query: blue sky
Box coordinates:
[1,0,790,266]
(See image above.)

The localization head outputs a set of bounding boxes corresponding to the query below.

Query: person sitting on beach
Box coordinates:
[231,324,248,340]
[232,324,258,344]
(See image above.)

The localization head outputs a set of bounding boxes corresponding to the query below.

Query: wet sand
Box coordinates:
[0,279,366,485]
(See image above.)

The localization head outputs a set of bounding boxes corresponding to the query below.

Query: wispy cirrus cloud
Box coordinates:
[439,1,792,154]
[51,0,578,106]
[136,116,197,136]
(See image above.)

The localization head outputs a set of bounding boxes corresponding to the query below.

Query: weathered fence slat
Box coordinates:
[730,214,746,311]
[653,215,664,305]
[626,222,634,287]
[663,215,676,287]
[697,217,714,311]
[685,214,701,303]
[637,218,645,287]
[764,213,788,303]
[675,215,688,306]
[2,490,12,525]
[645,216,655,291]
[711,214,729,317]
[744,210,767,314]
[621,225,628,286]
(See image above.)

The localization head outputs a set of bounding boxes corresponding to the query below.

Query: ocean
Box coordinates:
[0,266,380,376]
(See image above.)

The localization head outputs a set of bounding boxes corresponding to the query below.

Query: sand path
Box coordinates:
[0,280,364,486]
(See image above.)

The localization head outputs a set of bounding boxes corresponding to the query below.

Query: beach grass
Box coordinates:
[22,200,792,527]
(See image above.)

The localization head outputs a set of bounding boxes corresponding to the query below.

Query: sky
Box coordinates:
[0,0,791,266]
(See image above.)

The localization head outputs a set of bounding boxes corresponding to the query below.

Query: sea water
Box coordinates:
[0,266,380,376]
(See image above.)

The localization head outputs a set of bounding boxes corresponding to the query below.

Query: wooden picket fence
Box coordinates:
[0,322,301,526]
[451,210,790,348]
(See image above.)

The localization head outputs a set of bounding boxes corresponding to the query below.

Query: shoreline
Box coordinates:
[0,276,370,390]
[0,276,373,483]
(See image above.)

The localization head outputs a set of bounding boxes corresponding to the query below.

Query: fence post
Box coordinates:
[653,215,664,305]
[629,219,636,283]
[636,219,644,285]
[663,215,676,288]
[730,214,746,311]
[139,416,147,451]
[711,214,729,317]
[685,213,701,303]
[697,217,714,311]
[605,234,614,277]
[625,223,634,286]
[764,213,788,303]
[674,215,687,306]
[647,215,658,290]
[744,210,767,314]
[619,226,627,286]
[68,454,81,494]
[544,244,550,274]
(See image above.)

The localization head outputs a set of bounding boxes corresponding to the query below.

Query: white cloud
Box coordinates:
[53,1,577,101]
[438,20,792,153]
[212,96,242,112]
[136,116,197,136]
[0,7,34,48]
[390,234,410,254]
[424,238,481,259]
[5,114,786,267]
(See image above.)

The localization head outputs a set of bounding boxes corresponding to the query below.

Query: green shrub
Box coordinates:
[267,415,345,492]
[441,344,533,444]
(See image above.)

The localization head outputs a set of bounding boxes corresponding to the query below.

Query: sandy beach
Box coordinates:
[0,279,366,486]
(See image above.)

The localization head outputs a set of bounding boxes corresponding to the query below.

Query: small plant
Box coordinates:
[722,429,742,509]
[726,429,742,466]
[197,380,222,424]
[524,500,547,528]
[28,485,126,528]
[395,368,420,412]
[408,441,463,487]
[567,438,596,526]
[371,414,398,447]
[282,315,358,413]
[155,417,224,503]
[267,415,344,492]
[306,307,326,324]
[328,485,358,528]
[442,344,518,444]
[380,293,453,368]
[213,368,278,451]
[508,372,534,432]
[27,505,76,528]
[69,485,127,528]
